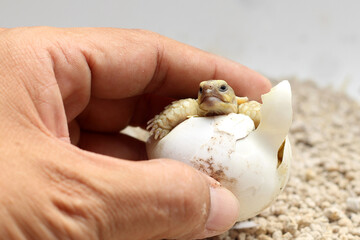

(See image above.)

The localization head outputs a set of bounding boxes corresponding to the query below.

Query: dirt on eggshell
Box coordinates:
[208,79,360,240]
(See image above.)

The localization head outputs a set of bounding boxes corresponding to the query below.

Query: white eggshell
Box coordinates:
[147,81,292,221]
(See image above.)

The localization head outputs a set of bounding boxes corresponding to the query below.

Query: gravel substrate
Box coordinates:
[210,80,360,240]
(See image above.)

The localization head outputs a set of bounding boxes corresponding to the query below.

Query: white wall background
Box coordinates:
[1,0,360,101]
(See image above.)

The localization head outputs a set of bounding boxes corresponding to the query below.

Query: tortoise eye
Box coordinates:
[199,87,203,93]
[219,84,228,92]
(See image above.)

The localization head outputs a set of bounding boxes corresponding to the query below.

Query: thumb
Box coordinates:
[112,159,241,240]
[51,144,240,240]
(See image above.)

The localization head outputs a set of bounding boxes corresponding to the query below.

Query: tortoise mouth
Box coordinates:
[199,93,237,115]
[199,91,226,104]
[200,96,223,105]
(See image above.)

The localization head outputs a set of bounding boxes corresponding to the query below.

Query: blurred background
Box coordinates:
[1,0,359,101]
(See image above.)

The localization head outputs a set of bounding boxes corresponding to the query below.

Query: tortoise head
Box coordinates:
[197,80,237,115]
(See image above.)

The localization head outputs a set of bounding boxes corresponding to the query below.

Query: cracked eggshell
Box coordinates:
[146,81,292,221]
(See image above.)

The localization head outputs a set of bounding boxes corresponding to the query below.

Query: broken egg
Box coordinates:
[146,81,292,221]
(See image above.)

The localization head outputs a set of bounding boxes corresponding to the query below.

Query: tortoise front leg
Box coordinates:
[147,98,200,139]
[238,100,262,128]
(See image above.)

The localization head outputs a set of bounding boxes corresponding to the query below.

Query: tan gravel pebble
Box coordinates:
[271,230,282,240]
[208,79,360,240]
[282,232,293,240]
[338,217,352,227]
[347,197,360,212]
[350,227,360,236]
[325,207,343,221]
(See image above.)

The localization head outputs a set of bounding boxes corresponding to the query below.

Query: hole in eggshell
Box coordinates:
[277,140,286,168]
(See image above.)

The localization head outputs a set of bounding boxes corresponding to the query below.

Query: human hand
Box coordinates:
[0,27,271,239]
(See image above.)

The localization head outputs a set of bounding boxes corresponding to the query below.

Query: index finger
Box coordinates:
[48,28,270,102]
[68,28,271,132]
[100,29,270,100]
[5,27,270,137]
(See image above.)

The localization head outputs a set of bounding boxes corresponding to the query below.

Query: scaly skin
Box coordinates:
[147,80,262,139]
[237,100,261,128]
[147,98,200,139]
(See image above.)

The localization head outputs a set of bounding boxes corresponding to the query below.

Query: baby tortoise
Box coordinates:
[147,80,261,139]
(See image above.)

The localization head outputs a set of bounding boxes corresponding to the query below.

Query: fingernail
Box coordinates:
[203,187,240,237]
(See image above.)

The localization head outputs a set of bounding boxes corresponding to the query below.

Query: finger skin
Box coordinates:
[0,127,215,239]
[0,27,270,136]
[0,27,267,239]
